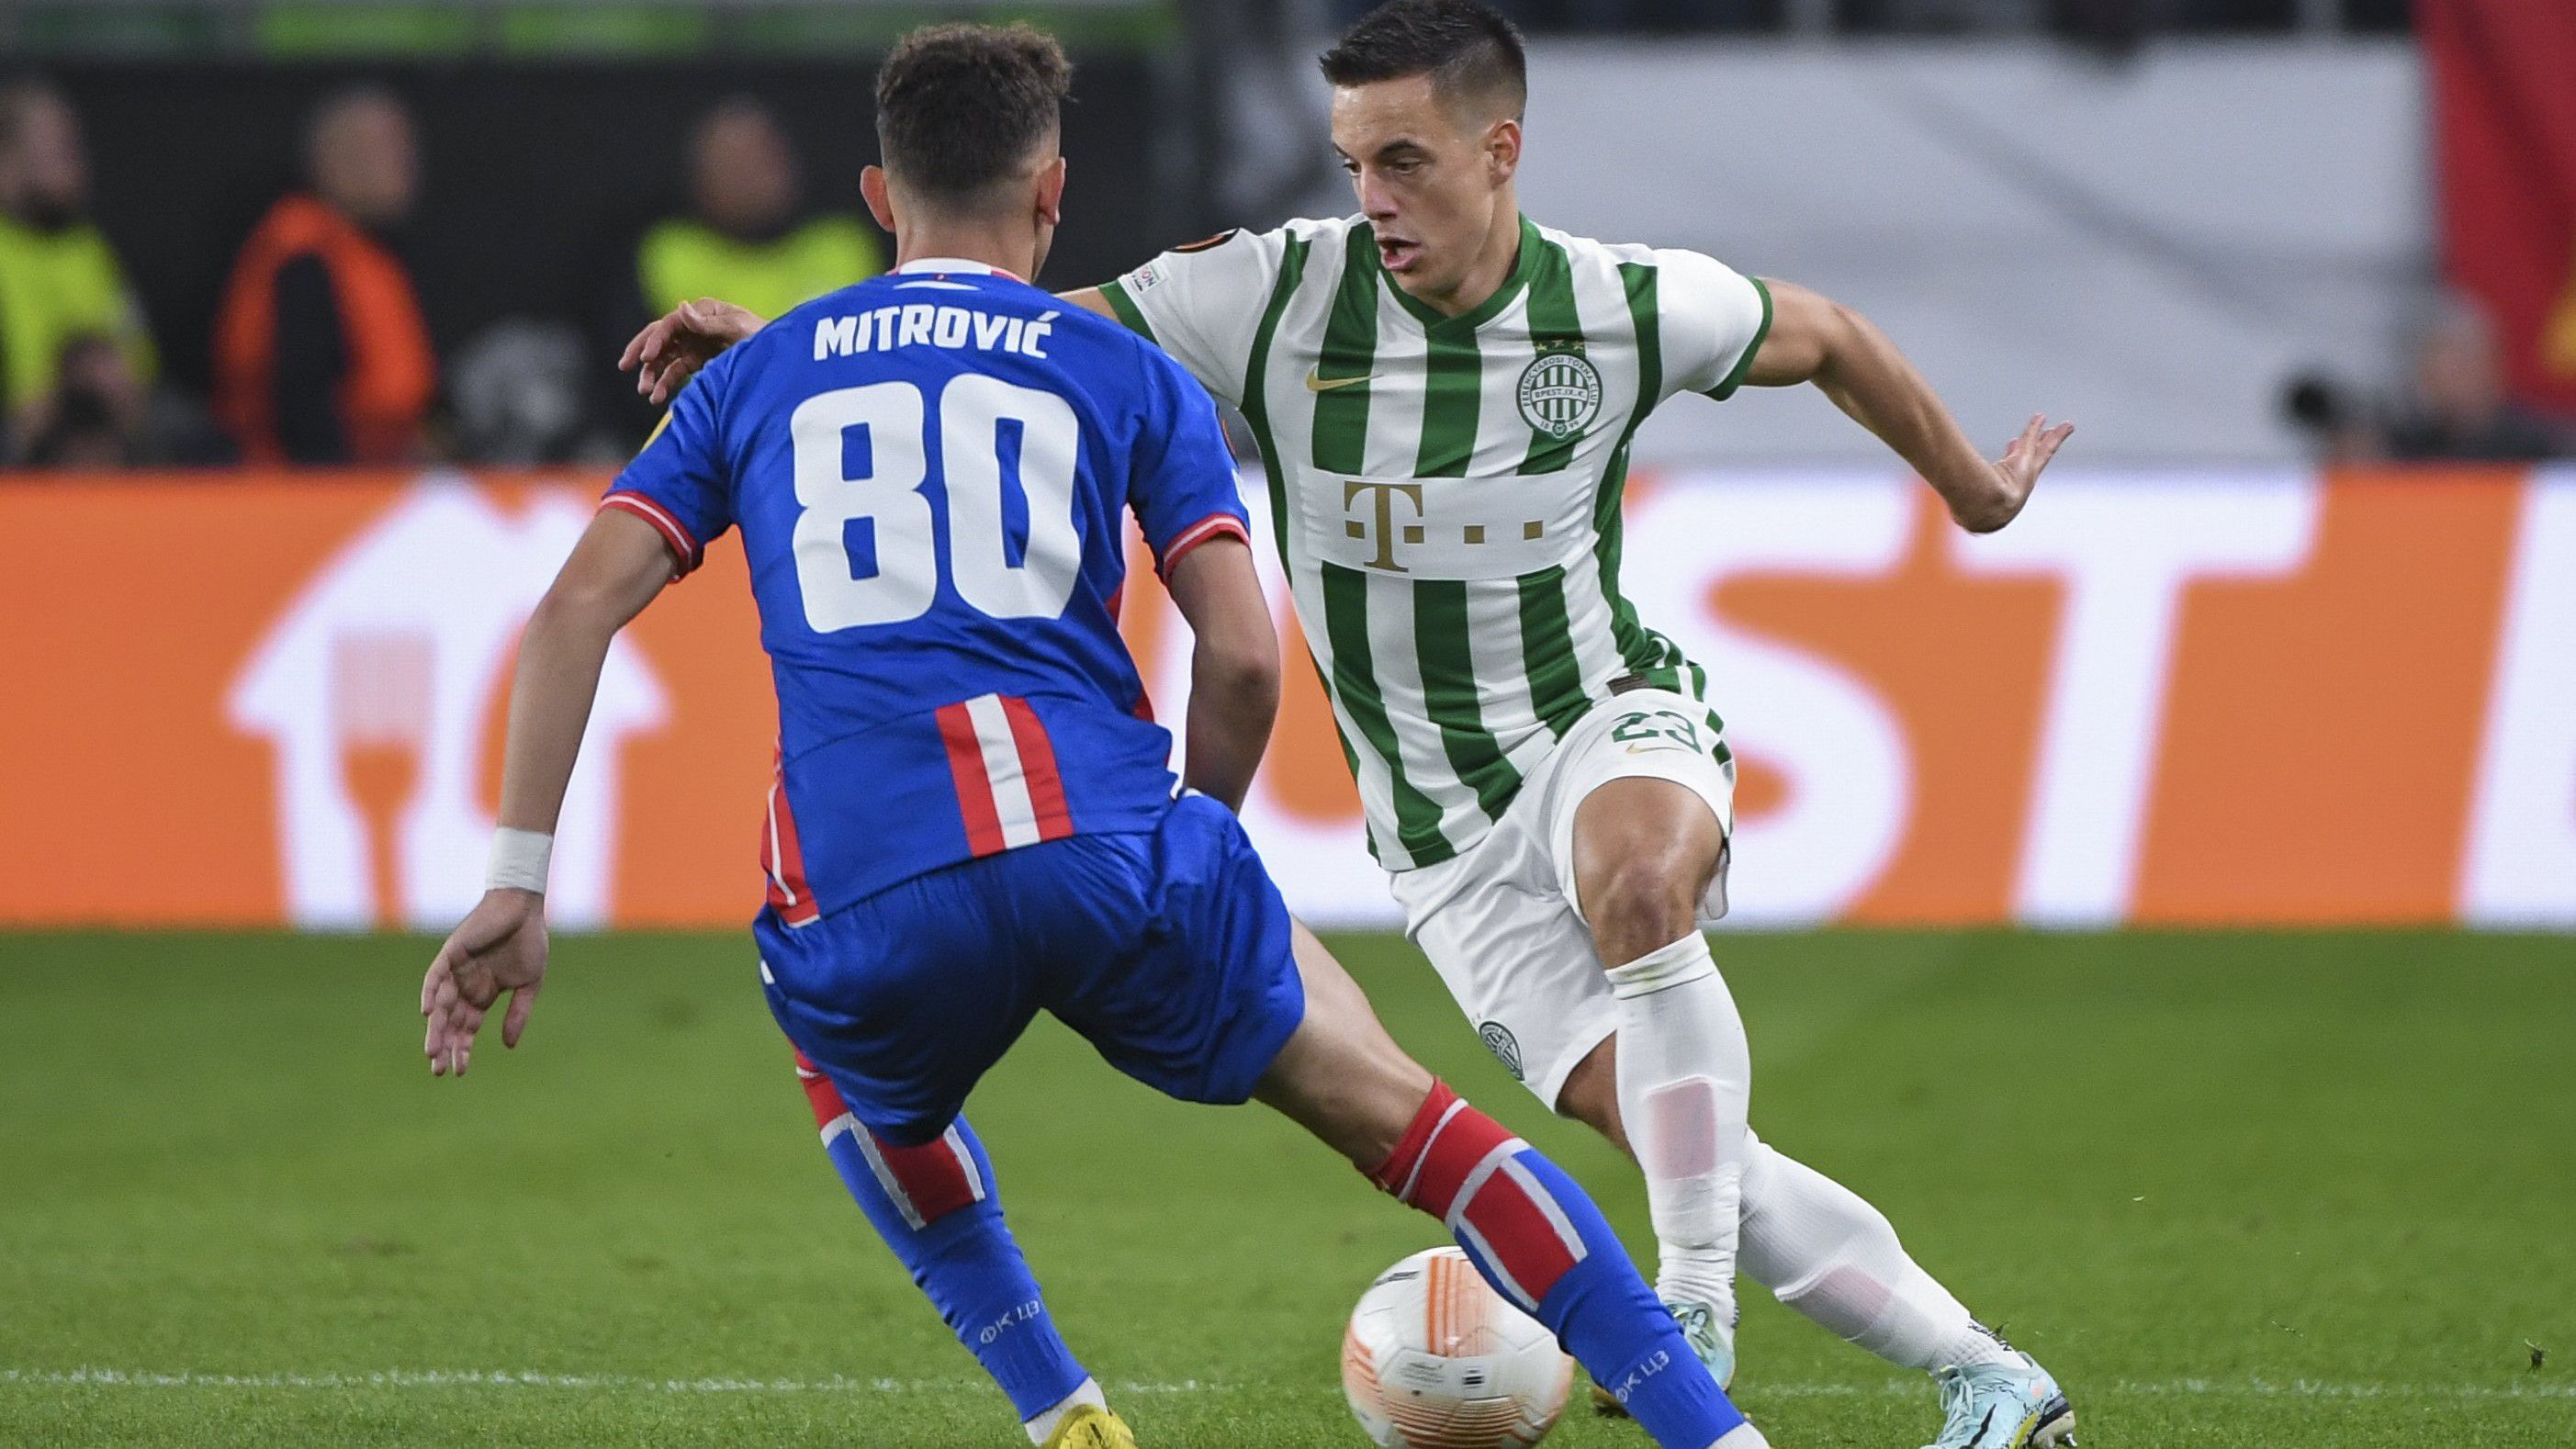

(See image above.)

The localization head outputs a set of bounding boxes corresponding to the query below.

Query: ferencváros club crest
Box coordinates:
[1516,348,1603,440]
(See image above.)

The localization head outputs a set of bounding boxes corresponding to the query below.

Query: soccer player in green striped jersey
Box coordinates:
[625,5,2077,1444]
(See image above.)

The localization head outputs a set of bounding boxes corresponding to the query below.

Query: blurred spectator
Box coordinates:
[636,97,882,331]
[0,78,158,463]
[2284,296,2569,465]
[212,85,437,465]
[22,332,230,468]
[586,96,879,448]
[2382,298,2566,463]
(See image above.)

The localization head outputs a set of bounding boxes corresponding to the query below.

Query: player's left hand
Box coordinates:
[422,888,549,1077]
[1991,413,2075,509]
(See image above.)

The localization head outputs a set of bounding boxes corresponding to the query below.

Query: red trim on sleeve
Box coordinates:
[1155,513,1251,579]
[600,491,704,577]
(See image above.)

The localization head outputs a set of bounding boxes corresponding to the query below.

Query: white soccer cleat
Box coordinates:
[1924,1347,2076,1448]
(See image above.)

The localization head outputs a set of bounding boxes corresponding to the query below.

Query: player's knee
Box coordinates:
[1582,848,1705,960]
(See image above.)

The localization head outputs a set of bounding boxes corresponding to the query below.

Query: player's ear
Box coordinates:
[1034,154,1066,228]
[861,165,897,233]
[1485,118,1521,186]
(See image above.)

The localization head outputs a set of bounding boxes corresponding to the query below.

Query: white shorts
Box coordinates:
[1389,689,1735,1109]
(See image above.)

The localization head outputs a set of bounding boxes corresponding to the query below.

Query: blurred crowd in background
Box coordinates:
[0,0,2566,473]
[0,75,887,468]
[1350,0,2410,35]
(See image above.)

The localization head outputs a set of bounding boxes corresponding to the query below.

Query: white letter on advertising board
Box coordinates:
[2461,472,2576,926]
[1954,476,2316,927]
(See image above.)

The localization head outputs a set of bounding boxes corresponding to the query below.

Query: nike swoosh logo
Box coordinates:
[1305,369,1370,393]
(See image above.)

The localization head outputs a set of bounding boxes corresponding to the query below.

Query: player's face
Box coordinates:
[1330,75,1515,300]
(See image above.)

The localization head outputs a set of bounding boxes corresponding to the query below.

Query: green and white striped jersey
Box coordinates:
[1099,215,1771,871]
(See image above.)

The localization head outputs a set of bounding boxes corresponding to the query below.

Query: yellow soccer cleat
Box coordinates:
[1039,1402,1138,1449]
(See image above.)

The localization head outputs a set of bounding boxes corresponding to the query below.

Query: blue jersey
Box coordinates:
[603,259,1249,923]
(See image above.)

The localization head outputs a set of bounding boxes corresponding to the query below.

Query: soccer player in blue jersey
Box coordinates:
[419,23,1770,1449]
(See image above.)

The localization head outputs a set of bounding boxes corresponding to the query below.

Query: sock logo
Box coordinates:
[975,1298,1046,1345]
[1610,1348,1670,1404]
[1477,1021,1524,1081]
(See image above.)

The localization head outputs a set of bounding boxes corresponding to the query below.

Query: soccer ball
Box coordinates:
[1340,1245,1575,1448]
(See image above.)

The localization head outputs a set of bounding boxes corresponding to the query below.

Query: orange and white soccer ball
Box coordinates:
[1340,1245,1576,1448]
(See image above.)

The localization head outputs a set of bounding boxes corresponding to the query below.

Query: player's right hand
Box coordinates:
[619,298,768,406]
[422,888,549,1077]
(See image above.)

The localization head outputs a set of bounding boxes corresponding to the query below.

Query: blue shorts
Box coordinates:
[754,792,1308,1147]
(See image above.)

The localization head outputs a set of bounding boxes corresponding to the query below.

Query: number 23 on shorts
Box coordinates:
[1607,709,1702,752]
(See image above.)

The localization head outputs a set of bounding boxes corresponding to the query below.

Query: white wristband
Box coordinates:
[486,827,553,894]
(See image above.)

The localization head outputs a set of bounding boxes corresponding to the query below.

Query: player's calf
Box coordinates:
[800,1059,1099,1443]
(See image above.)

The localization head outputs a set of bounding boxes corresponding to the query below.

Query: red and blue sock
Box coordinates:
[1369,1081,1749,1449]
[799,1055,1088,1422]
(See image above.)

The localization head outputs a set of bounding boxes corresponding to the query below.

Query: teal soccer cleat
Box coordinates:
[1925,1346,2076,1448]
[1667,1297,1737,1392]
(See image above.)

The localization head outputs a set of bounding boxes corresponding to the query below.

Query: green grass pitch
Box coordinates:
[5,928,2571,1446]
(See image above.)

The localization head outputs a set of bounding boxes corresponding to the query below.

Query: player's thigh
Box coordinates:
[757,864,1052,1147]
[1546,691,1738,931]
[1046,793,1309,1112]
[1397,830,1620,1115]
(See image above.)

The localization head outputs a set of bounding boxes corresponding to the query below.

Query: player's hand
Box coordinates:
[618,298,767,406]
[421,888,549,1077]
[1997,414,2073,496]
[1947,414,2071,533]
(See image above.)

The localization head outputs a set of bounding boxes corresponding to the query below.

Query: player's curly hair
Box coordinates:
[874,22,1073,203]
[1319,0,1526,122]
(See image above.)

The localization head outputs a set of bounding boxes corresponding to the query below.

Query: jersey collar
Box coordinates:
[1379,215,1543,336]
[894,257,1025,283]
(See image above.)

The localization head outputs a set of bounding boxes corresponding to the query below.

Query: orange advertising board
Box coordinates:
[2,468,2569,930]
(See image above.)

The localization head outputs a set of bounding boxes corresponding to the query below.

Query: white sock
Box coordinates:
[1022,1377,1107,1444]
[1603,933,1750,1331]
[1737,1133,2013,1370]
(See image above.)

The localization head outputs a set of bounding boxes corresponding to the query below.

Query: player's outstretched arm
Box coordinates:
[421,511,674,1076]
[1162,534,1281,814]
[1746,280,2072,533]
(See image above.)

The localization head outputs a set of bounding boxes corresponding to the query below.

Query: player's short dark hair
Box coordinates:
[874,23,1073,207]
[1318,0,1526,122]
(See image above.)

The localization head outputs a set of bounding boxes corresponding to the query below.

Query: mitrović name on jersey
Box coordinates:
[815,305,1059,361]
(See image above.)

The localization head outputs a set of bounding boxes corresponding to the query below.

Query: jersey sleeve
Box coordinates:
[1653,249,1773,402]
[1096,227,1293,409]
[601,357,736,578]
[1127,345,1251,579]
